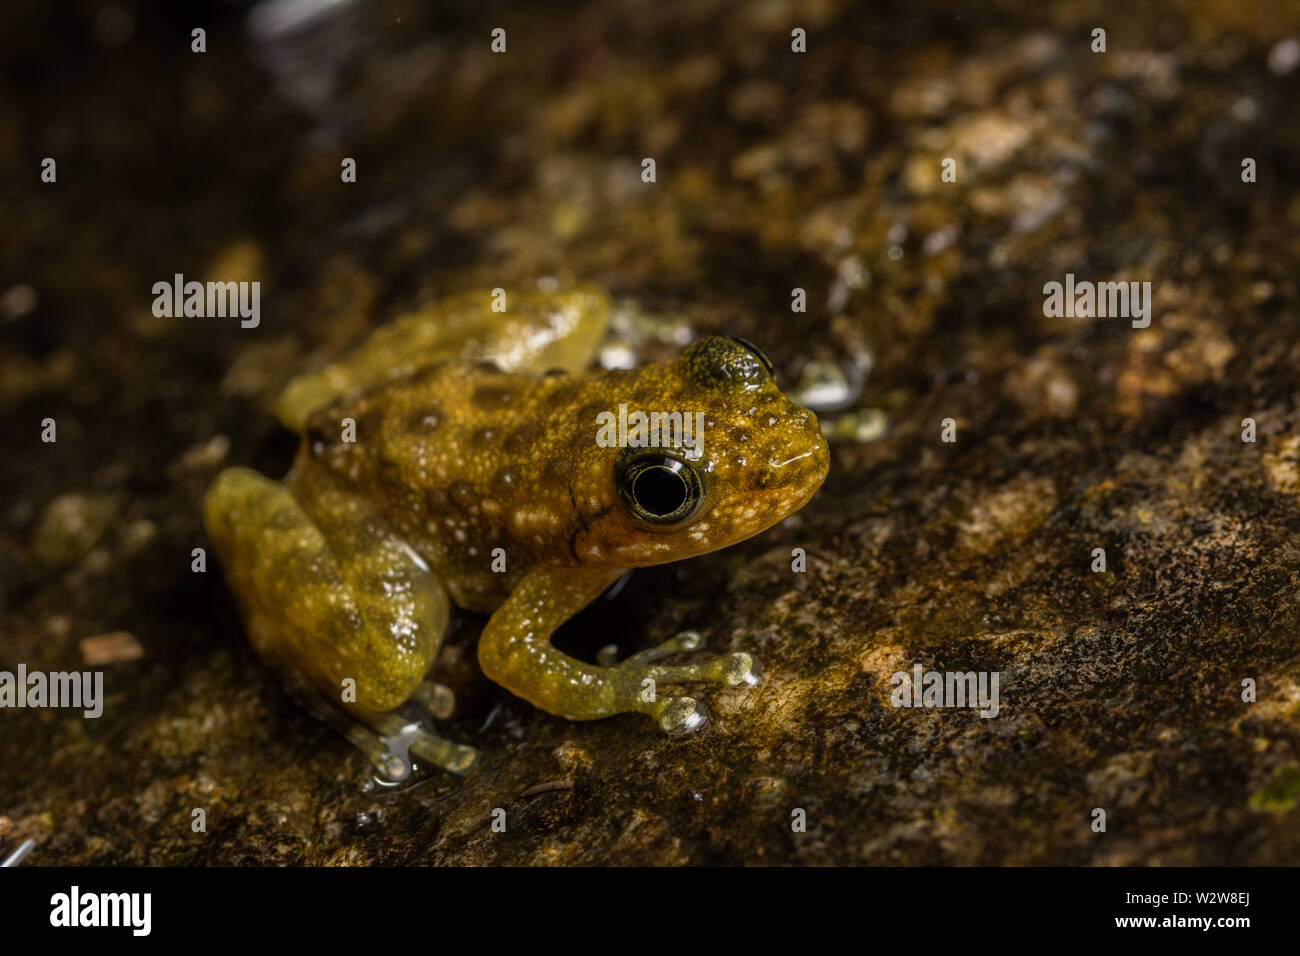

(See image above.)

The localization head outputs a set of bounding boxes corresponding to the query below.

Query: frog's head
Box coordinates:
[584,336,830,567]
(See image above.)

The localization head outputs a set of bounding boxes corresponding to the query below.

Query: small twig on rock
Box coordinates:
[521,779,573,798]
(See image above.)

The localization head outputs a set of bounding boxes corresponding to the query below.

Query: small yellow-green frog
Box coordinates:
[205,286,829,779]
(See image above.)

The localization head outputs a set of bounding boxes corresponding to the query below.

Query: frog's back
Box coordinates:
[281,287,612,612]
[276,285,610,433]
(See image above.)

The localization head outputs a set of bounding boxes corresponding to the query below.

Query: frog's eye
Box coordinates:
[683,336,773,392]
[617,454,704,525]
[730,337,774,378]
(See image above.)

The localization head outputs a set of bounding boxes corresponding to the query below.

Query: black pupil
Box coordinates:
[634,465,687,516]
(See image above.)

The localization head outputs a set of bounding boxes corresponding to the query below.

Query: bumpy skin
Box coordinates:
[204,286,830,778]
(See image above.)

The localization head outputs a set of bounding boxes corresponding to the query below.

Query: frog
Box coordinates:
[204,285,830,780]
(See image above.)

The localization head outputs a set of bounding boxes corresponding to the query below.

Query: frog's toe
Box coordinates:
[281,676,415,781]
[411,733,480,776]
[635,647,763,692]
[411,680,456,720]
[346,724,412,781]
[375,752,412,781]
[635,629,704,663]
[718,651,762,687]
[602,629,705,668]
[448,744,480,775]
[360,710,481,777]
[611,632,761,689]
[657,696,708,736]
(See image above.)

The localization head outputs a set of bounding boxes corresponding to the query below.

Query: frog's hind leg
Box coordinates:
[205,466,476,779]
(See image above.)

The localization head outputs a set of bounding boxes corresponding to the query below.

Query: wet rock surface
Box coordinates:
[2,0,1300,864]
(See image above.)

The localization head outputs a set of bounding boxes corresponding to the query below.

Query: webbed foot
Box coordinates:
[601,630,762,735]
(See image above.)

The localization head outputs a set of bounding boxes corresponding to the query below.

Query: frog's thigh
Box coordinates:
[206,467,447,711]
[477,566,760,734]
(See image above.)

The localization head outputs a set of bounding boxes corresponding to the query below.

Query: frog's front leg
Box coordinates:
[477,566,761,734]
[204,466,478,778]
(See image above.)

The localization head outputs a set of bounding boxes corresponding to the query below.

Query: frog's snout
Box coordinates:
[773,403,830,491]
